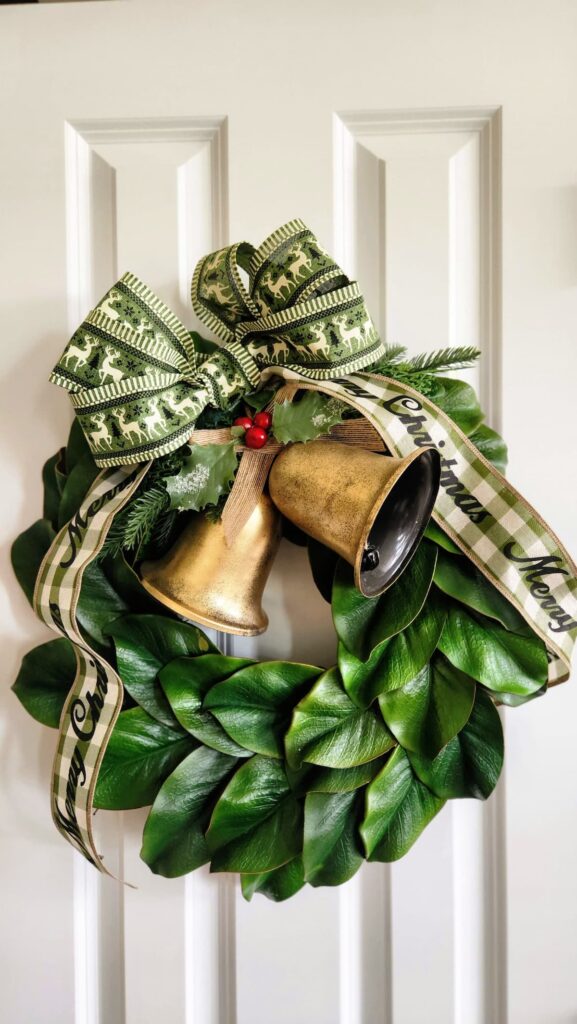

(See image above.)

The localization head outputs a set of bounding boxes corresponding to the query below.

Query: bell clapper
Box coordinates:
[361,544,380,572]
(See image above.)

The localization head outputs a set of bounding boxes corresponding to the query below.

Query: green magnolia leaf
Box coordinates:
[495,684,547,707]
[338,590,447,708]
[303,790,364,886]
[159,655,254,756]
[65,417,91,474]
[361,747,445,862]
[379,653,476,758]
[332,540,437,660]
[308,539,339,603]
[205,661,320,758]
[100,553,163,615]
[206,755,303,873]
[94,707,193,810]
[241,856,305,902]
[76,560,130,655]
[469,423,508,473]
[438,603,548,696]
[408,688,504,799]
[165,443,237,511]
[108,615,216,727]
[141,746,238,877]
[285,667,395,770]
[424,520,461,554]
[432,376,484,435]
[12,638,76,728]
[11,518,56,606]
[272,392,345,444]
[58,452,100,528]
[304,759,387,794]
[42,449,66,527]
[434,550,531,634]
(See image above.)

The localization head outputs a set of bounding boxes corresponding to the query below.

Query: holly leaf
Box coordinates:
[206,756,303,873]
[338,589,447,708]
[12,638,76,728]
[11,518,56,606]
[379,653,476,758]
[469,423,508,473]
[159,654,254,756]
[438,603,548,696]
[108,614,216,726]
[361,747,445,862]
[165,443,237,511]
[272,392,345,444]
[94,707,194,810]
[241,856,305,902]
[244,388,277,412]
[285,667,395,770]
[332,540,437,661]
[408,688,503,799]
[303,789,364,887]
[205,661,320,758]
[140,746,238,877]
[434,550,531,634]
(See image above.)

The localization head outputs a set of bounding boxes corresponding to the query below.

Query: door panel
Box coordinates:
[1,4,576,1023]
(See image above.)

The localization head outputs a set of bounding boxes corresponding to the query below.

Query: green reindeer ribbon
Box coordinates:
[50,219,383,467]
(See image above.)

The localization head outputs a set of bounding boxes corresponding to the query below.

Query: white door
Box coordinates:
[2,3,576,1023]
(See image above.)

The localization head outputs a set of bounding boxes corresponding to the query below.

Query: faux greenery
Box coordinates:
[11,352,548,901]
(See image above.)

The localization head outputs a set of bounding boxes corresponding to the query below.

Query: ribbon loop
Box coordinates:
[51,222,385,468]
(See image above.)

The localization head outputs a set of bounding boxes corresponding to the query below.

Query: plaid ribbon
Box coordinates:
[50,220,383,468]
[33,465,149,870]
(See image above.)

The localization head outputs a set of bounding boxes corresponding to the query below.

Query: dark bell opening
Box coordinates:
[360,449,441,598]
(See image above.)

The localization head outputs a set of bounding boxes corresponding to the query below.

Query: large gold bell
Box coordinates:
[140,494,282,636]
[268,440,440,598]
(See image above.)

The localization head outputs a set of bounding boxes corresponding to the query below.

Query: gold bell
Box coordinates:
[140,493,282,636]
[268,440,440,598]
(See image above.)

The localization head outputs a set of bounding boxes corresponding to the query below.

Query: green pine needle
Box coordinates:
[405,346,480,373]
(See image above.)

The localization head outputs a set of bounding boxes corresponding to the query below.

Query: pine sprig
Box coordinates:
[405,346,480,373]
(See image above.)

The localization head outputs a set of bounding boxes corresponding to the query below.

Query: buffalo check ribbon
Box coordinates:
[39,220,577,871]
[33,465,149,870]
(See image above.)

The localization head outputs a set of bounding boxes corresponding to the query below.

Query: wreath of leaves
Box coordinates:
[11,349,548,902]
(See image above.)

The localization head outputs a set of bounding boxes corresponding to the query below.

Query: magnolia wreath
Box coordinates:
[12,220,577,901]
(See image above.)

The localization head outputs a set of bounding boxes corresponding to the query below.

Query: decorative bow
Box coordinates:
[51,220,384,467]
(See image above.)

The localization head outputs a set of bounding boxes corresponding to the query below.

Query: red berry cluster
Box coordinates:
[233,410,273,449]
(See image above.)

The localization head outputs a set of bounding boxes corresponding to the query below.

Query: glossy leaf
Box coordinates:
[159,655,254,756]
[241,856,305,902]
[304,789,364,886]
[12,638,76,728]
[65,417,91,473]
[11,518,56,606]
[338,590,447,708]
[76,560,130,655]
[434,550,531,634]
[94,707,193,810]
[469,423,508,473]
[332,540,437,660]
[285,667,395,770]
[408,688,504,799]
[207,755,303,873]
[101,553,163,615]
[42,449,66,527]
[304,759,387,794]
[141,746,238,877]
[108,615,216,726]
[361,748,445,862]
[432,376,484,435]
[166,443,237,511]
[58,452,100,527]
[272,392,345,443]
[438,603,548,696]
[424,520,461,554]
[205,661,320,758]
[379,653,476,758]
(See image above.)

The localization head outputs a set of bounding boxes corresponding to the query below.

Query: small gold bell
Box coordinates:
[268,440,440,598]
[140,494,282,636]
